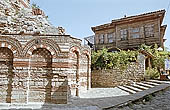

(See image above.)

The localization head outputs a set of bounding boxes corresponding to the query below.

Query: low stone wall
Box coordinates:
[92,63,144,88]
[92,54,145,88]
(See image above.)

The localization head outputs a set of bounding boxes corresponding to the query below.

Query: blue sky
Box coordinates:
[31,0,170,49]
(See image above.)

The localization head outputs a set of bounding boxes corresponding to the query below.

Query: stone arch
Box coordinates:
[0,36,22,57]
[81,49,91,90]
[28,48,53,103]
[0,47,14,103]
[70,45,81,54]
[70,46,80,97]
[30,48,52,68]
[23,38,61,58]
[81,49,91,59]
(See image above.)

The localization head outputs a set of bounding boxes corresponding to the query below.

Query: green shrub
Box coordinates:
[92,44,170,73]
[145,67,160,79]
[91,48,138,70]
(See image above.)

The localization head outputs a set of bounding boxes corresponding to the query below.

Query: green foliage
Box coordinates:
[140,44,170,79]
[140,44,170,69]
[145,67,160,79]
[91,48,138,70]
[91,48,108,70]
[92,44,170,79]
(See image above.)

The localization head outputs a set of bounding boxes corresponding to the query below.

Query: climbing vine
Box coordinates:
[92,44,170,79]
[91,48,138,70]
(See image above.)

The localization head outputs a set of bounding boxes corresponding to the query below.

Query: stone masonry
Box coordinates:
[92,54,145,88]
[0,0,91,104]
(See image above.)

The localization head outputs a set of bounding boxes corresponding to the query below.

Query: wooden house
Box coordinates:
[91,10,167,51]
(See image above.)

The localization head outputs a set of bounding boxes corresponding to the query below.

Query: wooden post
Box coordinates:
[148,57,151,68]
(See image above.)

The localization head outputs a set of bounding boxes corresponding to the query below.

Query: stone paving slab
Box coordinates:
[0,83,170,110]
[79,87,129,98]
[71,83,170,109]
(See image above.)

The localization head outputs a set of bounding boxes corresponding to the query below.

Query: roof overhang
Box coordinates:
[161,25,167,38]
[92,10,166,33]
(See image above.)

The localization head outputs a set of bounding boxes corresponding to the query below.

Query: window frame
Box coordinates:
[144,24,154,37]
[107,33,115,43]
[120,29,128,40]
[98,34,104,44]
[130,27,140,39]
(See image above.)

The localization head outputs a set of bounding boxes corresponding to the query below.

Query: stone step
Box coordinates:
[149,80,170,84]
[124,85,143,92]
[132,83,149,90]
[136,82,154,88]
[144,81,160,86]
[148,80,163,84]
[162,81,170,84]
[118,86,136,94]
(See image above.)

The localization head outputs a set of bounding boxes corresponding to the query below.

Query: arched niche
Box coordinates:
[28,48,53,103]
[81,51,90,90]
[0,47,14,103]
[69,47,80,97]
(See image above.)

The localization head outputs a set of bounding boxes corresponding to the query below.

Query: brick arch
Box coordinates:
[0,42,21,57]
[0,36,22,57]
[23,38,61,57]
[81,49,91,59]
[81,49,91,90]
[69,46,81,96]
[26,44,56,57]
[81,49,91,63]
[0,47,14,103]
[28,48,53,103]
[70,45,81,54]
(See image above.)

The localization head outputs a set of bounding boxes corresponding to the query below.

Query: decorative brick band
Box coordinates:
[0,42,18,56]
[27,44,56,57]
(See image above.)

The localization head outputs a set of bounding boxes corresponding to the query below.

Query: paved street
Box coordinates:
[79,87,129,98]
[79,80,167,99]
[0,80,170,110]
[109,87,170,110]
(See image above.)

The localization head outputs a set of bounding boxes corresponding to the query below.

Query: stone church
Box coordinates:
[0,0,91,104]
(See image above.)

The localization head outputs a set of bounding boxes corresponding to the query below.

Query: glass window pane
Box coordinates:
[130,27,140,38]
[144,24,154,37]
[120,29,127,40]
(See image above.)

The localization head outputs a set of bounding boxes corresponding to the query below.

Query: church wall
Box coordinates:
[0,35,91,104]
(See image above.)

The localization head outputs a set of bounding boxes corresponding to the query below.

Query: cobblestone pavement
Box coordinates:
[109,87,170,110]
